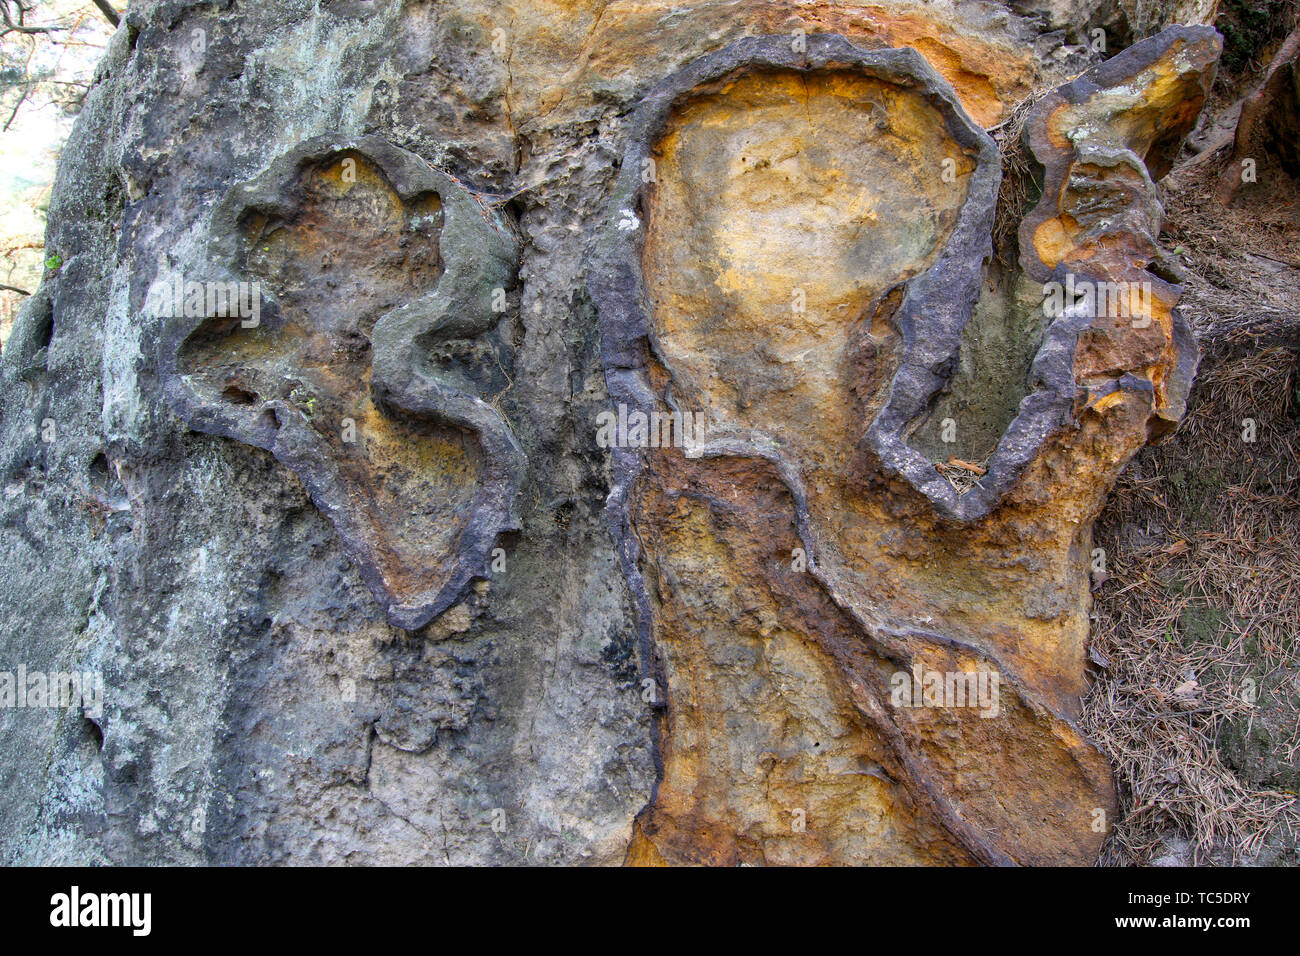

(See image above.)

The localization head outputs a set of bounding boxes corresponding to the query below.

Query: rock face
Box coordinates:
[1012,0,1219,44]
[158,135,524,630]
[592,29,1218,865]
[0,1,1220,865]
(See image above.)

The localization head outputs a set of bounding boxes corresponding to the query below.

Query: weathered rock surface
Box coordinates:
[592,28,1218,864]
[0,1,1224,865]
[159,135,524,630]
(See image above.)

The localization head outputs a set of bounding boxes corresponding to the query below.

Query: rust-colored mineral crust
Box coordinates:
[463,0,1040,129]
[158,136,524,630]
[590,28,1221,865]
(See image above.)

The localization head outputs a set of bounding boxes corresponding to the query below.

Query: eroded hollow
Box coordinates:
[178,151,479,605]
[242,150,445,332]
[629,66,1016,865]
[906,263,1048,464]
[641,68,977,471]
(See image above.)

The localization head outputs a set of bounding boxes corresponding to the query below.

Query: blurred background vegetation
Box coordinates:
[0,1,117,347]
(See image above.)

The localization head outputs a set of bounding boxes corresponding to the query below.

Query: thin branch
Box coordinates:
[0,283,31,296]
[88,0,118,28]
[4,82,29,130]
[0,1,62,36]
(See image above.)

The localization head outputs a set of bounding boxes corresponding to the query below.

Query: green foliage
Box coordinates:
[1217,0,1299,74]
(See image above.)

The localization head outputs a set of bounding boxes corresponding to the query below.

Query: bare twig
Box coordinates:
[3,82,29,130]
[88,0,118,28]
[0,1,62,37]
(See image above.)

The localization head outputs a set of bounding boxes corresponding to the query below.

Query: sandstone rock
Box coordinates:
[0,1,1224,865]
[158,135,524,630]
[591,28,1219,864]
[1009,0,1219,44]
